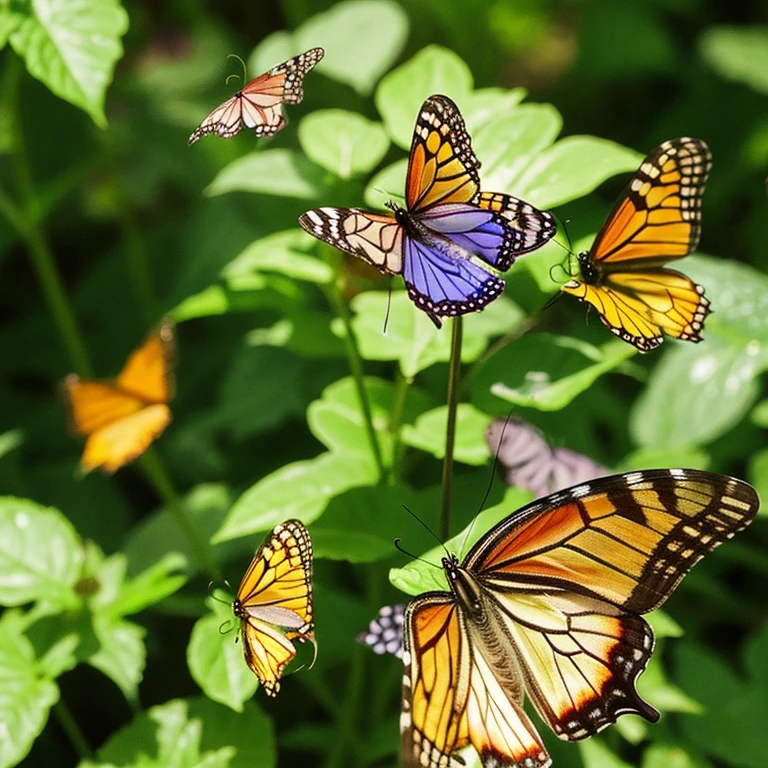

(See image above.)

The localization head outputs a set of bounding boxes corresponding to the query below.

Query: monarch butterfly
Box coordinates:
[357,603,406,659]
[188,47,324,144]
[485,418,609,497]
[233,519,316,696]
[299,94,556,327]
[560,138,712,351]
[63,320,175,474]
[401,469,758,768]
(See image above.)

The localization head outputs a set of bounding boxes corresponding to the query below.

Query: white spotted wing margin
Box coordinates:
[399,469,759,767]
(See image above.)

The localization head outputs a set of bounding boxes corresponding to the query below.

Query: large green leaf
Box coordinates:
[375,46,474,149]
[9,0,128,127]
[88,614,146,702]
[299,110,390,178]
[700,26,768,94]
[0,497,80,610]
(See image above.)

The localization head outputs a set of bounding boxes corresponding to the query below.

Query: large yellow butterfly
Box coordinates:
[63,320,175,474]
[232,519,316,696]
[400,469,758,768]
[560,138,712,351]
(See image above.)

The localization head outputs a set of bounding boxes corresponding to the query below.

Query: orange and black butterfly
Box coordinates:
[561,138,712,351]
[400,469,758,768]
[299,94,556,327]
[233,519,316,696]
[63,320,174,474]
[188,47,324,144]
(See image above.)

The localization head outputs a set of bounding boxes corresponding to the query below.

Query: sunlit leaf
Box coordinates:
[700,26,768,94]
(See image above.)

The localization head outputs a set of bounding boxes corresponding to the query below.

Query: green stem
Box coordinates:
[386,370,412,485]
[5,57,92,376]
[440,317,463,541]
[53,699,93,761]
[322,250,386,480]
[138,447,221,582]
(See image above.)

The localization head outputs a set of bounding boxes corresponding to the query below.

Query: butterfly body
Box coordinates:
[233,520,315,696]
[189,47,324,143]
[300,95,555,327]
[560,138,712,351]
[401,469,759,768]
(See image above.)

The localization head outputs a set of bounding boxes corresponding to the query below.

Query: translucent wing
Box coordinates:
[233,520,315,696]
[463,469,758,739]
[561,138,712,350]
[189,47,324,143]
[298,207,403,275]
[402,597,550,768]
[406,94,480,212]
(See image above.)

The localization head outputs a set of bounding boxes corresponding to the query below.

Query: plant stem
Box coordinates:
[138,447,221,582]
[440,317,463,541]
[53,700,93,761]
[5,57,92,376]
[386,370,411,485]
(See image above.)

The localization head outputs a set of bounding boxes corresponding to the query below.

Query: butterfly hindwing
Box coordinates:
[233,519,315,696]
[561,138,712,350]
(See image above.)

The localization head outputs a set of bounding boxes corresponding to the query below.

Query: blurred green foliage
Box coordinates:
[1,0,767,767]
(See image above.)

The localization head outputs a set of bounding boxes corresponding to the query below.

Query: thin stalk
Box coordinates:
[322,249,386,480]
[5,57,92,376]
[440,317,463,541]
[53,700,93,761]
[138,447,221,582]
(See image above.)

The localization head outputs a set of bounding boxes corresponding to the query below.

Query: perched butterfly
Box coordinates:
[485,418,609,497]
[233,519,316,696]
[63,320,174,474]
[357,603,406,659]
[400,469,758,768]
[188,47,324,144]
[561,138,712,351]
[299,94,556,327]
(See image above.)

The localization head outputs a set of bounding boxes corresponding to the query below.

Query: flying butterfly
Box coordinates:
[299,94,556,327]
[561,138,712,351]
[400,469,758,768]
[233,519,316,696]
[189,47,324,144]
[63,320,175,474]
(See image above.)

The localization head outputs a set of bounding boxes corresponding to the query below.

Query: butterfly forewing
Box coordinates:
[116,319,175,403]
[233,519,315,696]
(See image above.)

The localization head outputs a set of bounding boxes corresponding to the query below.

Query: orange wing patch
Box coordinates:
[63,320,174,474]
[233,519,315,696]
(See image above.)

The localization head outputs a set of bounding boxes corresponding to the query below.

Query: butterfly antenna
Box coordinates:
[394,538,441,569]
[402,504,449,554]
[218,619,234,635]
[208,580,233,605]
[459,413,513,556]
[225,53,247,86]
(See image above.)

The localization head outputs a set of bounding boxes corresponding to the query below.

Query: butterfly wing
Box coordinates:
[561,138,712,350]
[234,520,315,696]
[189,47,324,143]
[116,320,175,404]
[402,595,550,768]
[463,469,758,739]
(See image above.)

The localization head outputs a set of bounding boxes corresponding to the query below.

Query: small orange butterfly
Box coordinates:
[63,320,175,473]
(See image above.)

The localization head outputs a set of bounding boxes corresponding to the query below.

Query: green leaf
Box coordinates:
[212,452,378,544]
[0,496,80,609]
[88,614,146,702]
[205,149,326,199]
[700,26,768,94]
[222,230,333,285]
[511,136,643,209]
[0,4,25,49]
[296,0,408,96]
[375,46,474,149]
[473,103,563,195]
[401,405,492,465]
[299,110,390,178]
[187,598,257,711]
[578,739,633,768]
[473,335,635,412]
[390,488,533,596]
[349,291,524,378]
[637,654,702,715]
[641,744,709,768]
[462,87,527,135]
[617,446,710,473]
[748,449,768,516]
[0,429,22,459]
[751,399,768,427]
[364,158,407,208]
[9,0,128,127]
[0,612,59,768]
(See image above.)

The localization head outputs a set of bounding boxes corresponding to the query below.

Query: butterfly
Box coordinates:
[299,94,556,328]
[400,469,759,768]
[560,137,712,351]
[188,47,324,144]
[232,519,316,696]
[63,320,174,474]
